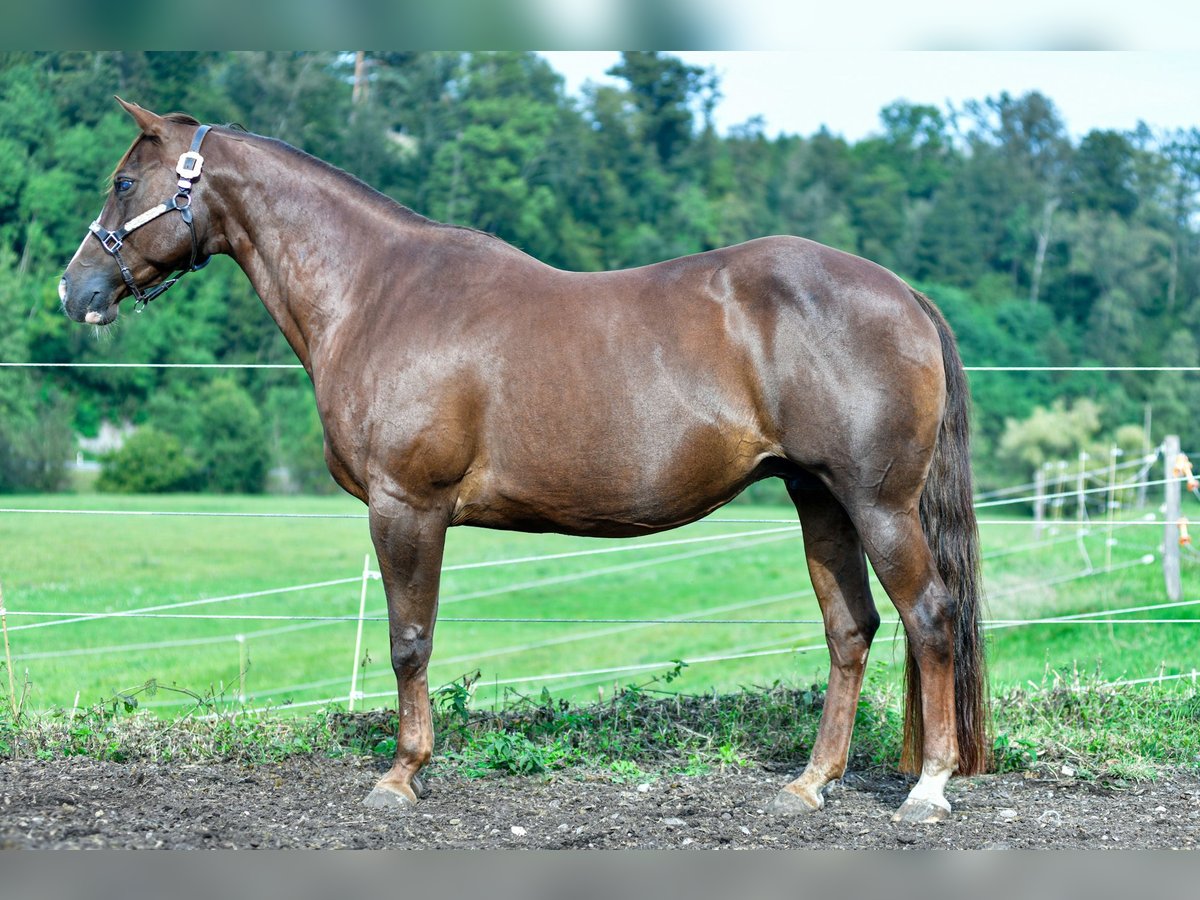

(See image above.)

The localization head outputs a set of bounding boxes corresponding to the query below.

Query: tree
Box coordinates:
[1071,130,1140,219]
[1147,330,1200,451]
[170,379,270,494]
[1,51,1195,502]
[1064,209,1171,364]
[997,398,1104,475]
[962,92,1072,302]
[424,53,571,256]
[606,51,713,168]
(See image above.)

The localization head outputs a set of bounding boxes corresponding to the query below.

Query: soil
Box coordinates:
[1,756,1197,849]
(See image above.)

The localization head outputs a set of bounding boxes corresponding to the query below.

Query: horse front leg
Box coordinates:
[769,483,879,815]
[362,491,450,809]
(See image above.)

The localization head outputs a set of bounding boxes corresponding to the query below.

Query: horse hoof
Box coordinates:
[891,798,950,824]
[363,784,418,810]
[412,775,431,800]
[766,787,823,816]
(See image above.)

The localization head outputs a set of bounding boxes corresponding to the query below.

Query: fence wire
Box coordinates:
[2,358,1197,711]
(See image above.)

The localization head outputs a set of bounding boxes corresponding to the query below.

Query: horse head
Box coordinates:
[60,98,218,325]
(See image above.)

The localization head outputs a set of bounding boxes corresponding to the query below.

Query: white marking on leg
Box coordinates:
[905,762,953,813]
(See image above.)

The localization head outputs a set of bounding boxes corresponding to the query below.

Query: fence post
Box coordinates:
[1076,451,1088,527]
[0,579,16,717]
[348,553,371,712]
[1136,408,1153,509]
[1164,434,1182,602]
[1033,467,1047,540]
[236,634,247,704]
[1105,446,1120,576]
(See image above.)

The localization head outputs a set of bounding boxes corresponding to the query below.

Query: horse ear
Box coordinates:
[115,96,167,137]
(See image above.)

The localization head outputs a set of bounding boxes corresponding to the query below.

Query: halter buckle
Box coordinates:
[100,231,123,253]
[176,150,204,182]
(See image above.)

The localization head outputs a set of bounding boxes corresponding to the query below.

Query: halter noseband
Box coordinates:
[88,124,213,310]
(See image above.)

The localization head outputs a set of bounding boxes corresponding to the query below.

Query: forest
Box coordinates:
[0,51,1196,497]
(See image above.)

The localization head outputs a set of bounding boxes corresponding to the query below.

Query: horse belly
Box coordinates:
[452,413,773,537]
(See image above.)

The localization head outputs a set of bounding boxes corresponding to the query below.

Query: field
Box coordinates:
[1,491,1197,715]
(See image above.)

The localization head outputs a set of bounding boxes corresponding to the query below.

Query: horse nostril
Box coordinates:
[58,277,68,304]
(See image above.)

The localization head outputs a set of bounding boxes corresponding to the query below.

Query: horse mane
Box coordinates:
[239,128,505,244]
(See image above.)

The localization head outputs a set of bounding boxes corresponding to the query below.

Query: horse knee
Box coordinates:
[827,610,879,670]
[391,624,432,675]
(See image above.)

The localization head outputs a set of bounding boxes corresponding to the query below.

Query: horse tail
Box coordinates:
[903,288,991,776]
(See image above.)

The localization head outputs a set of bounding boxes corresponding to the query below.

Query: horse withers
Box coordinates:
[60,99,990,824]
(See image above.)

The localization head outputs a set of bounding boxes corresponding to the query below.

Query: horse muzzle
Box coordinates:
[60,271,122,325]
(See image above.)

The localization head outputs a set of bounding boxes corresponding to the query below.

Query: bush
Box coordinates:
[191,379,269,493]
[97,427,197,493]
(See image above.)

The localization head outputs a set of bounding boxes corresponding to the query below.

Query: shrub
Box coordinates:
[97,427,197,493]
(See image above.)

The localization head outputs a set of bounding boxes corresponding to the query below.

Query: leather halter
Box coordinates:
[87,124,213,309]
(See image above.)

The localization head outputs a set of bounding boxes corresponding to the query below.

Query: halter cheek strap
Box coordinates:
[88,124,213,310]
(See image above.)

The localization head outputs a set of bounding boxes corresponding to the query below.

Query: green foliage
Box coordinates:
[263,386,334,494]
[96,427,197,493]
[141,378,270,493]
[475,730,551,775]
[190,379,270,494]
[0,51,1197,498]
[998,398,1104,472]
[8,674,1194,784]
[0,251,74,492]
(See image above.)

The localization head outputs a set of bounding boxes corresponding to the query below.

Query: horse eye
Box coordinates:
[115,178,134,193]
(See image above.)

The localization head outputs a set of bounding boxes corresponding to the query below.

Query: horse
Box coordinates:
[60,98,989,824]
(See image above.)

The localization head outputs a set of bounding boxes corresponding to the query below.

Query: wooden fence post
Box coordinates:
[1164,434,1181,602]
[0,579,15,717]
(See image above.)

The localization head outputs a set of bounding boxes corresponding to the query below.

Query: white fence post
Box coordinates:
[1076,451,1088,526]
[1033,467,1047,540]
[348,553,371,711]
[1164,435,1182,602]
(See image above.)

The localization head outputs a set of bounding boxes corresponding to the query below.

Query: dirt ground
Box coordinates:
[1,755,1197,849]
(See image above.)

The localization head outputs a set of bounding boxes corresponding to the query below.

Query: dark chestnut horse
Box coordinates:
[61,100,989,824]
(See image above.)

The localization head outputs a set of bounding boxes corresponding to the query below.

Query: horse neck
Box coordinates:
[211,136,417,371]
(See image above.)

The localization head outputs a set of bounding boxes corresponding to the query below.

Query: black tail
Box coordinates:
[903,289,991,776]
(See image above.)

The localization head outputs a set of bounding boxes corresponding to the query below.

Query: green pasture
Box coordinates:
[1,493,1197,714]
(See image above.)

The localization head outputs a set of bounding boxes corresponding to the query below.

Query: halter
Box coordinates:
[88,124,213,310]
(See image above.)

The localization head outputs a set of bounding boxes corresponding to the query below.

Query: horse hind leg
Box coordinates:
[768,478,880,815]
[849,499,959,824]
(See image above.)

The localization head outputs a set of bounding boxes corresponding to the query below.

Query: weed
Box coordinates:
[993,731,1039,771]
[1,674,1196,784]
[609,759,643,782]
[475,731,550,776]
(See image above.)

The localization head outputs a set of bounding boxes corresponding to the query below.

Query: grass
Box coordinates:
[2,670,1197,783]
[0,492,1197,719]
